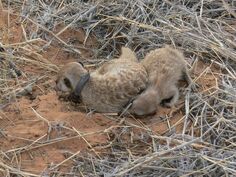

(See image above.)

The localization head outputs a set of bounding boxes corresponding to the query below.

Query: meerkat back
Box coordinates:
[80,48,148,113]
[129,46,192,116]
[81,62,148,112]
[141,46,188,84]
[96,47,138,75]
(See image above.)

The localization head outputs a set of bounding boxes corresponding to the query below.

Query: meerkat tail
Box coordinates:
[119,47,138,62]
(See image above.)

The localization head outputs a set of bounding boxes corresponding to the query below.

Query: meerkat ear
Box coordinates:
[74,73,90,96]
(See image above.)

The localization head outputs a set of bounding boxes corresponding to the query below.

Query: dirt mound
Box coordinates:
[1,88,189,173]
[1,92,114,172]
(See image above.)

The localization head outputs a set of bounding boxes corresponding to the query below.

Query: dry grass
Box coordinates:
[0,0,236,176]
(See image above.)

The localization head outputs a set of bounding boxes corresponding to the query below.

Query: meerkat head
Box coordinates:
[129,87,159,116]
[55,62,90,96]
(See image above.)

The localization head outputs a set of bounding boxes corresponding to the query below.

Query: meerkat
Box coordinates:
[128,45,194,116]
[55,47,148,113]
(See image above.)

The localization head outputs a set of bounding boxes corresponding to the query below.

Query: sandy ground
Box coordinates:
[0,10,218,174]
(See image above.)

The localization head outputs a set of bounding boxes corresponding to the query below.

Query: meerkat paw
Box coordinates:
[161,100,176,108]
[160,95,177,108]
[161,85,179,108]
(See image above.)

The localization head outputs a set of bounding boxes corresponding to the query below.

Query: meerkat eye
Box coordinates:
[78,61,84,67]
[63,77,72,88]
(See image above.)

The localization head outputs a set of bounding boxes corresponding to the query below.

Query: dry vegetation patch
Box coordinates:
[0,0,236,176]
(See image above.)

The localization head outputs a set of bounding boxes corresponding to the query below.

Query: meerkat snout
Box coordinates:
[129,87,159,116]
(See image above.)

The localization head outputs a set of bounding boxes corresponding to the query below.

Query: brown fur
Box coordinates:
[129,45,193,116]
[55,47,148,113]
